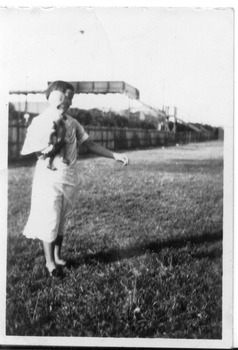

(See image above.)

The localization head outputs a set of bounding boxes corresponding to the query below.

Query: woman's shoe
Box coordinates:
[46,265,64,279]
[50,267,64,278]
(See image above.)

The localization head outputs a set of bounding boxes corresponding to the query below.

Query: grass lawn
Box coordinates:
[6,141,223,338]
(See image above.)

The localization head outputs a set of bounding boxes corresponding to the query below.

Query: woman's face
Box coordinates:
[61,89,74,114]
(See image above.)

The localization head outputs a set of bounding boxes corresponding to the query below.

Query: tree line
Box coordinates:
[8,103,219,135]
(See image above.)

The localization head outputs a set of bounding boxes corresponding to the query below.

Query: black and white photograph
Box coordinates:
[0,2,235,348]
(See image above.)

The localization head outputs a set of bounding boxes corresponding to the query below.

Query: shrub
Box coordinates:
[68,108,156,129]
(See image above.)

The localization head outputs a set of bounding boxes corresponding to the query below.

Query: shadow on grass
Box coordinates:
[67,230,222,268]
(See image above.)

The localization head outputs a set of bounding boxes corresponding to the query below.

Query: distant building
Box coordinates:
[9,81,166,129]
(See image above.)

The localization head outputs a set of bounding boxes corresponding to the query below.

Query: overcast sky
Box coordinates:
[0,6,234,126]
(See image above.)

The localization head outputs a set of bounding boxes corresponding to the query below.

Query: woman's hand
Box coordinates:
[113,152,129,166]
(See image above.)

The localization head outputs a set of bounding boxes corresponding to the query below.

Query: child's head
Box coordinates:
[46,81,75,114]
[45,81,75,100]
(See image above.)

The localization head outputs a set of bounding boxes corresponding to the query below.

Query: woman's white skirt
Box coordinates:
[23,158,79,243]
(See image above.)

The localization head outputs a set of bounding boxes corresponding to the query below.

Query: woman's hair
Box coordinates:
[45,81,75,100]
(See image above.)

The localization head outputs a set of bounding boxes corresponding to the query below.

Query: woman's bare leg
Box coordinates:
[43,241,56,273]
[54,235,66,266]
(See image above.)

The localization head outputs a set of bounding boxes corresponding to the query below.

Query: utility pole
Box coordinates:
[164,105,170,132]
[173,106,177,133]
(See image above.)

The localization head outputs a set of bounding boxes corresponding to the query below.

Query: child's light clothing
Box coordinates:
[21,112,89,243]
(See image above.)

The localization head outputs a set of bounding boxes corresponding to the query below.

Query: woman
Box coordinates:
[21,80,129,276]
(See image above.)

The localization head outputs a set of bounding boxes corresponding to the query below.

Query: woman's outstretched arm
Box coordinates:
[83,138,129,166]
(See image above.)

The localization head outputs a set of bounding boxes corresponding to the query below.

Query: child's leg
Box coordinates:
[43,240,56,273]
[54,235,66,266]
[47,156,57,171]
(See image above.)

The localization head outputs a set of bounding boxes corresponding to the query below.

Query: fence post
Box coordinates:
[16,102,21,161]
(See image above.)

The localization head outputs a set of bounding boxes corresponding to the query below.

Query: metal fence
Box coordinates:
[8,123,216,161]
